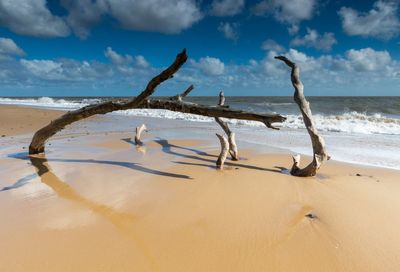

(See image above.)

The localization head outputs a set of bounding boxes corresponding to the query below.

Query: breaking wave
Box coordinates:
[1,97,400,135]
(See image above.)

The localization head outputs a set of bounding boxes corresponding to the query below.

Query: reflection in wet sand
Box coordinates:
[28,154,159,270]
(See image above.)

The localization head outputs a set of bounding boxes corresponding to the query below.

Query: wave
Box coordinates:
[0,97,98,109]
[1,97,400,135]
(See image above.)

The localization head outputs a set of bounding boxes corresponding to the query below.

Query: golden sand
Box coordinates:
[1,105,400,271]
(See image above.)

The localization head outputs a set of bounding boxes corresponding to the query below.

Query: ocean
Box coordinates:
[1,96,399,169]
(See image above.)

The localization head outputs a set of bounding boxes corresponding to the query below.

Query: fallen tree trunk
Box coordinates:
[275,56,329,177]
[29,49,188,154]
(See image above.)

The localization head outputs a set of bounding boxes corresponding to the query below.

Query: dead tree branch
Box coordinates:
[214,91,239,160]
[142,99,285,126]
[29,50,286,156]
[170,85,194,101]
[275,56,329,177]
[29,49,188,154]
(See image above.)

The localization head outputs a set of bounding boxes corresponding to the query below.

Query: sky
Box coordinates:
[0,0,399,97]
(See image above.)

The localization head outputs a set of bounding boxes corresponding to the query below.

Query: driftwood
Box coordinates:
[143,100,284,126]
[170,84,194,101]
[134,124,147,145]
[275,56,329,177]
[215,91,239,160]
[29,49,286,155]
[216,133,229,169]
[29,49,188,154]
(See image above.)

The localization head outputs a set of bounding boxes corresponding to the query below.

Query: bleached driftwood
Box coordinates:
[218,90,225,107]
[134,124,147,145]
[215,91,239,160]
[275,56,329,177]
[216,133,229,169]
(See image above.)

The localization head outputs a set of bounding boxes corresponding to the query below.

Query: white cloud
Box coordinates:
[291,28,337,51]
[339,0,400,40]
[105,47,133,65]
[261,39,285,52]
[104,47,151,75]
[345,48,391,72]
[218,22,239,41]
[0,0,70,37]
[106,0,202,34]
[0,37,25,60]
[0,0,203,38]
[210,0,245,16]
[20,59,65,80]
[1,46,399,96]
[61,0,107,39]
[251,0,317,25]
[135,55,150,68]
[191,57,225,75]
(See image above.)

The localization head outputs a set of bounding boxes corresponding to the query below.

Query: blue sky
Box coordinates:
[0,0,399,96]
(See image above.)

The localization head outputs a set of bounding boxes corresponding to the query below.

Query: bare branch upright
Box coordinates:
[275,56,329,177]
[214,91,239,160]
[134,124,147,145]
[216,133,229,169]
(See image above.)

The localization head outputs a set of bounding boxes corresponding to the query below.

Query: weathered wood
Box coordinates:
[215,91,239,160]
[218,90,225,107]
[134,124,147,145]
[144,100,285,126]
[29,49,286,156]
[216,133,229,169]
[275,56,329,177]
[170,85,194,101]
[29,49,188,154]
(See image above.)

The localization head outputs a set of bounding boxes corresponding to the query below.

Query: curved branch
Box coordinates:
[275,55,329,177]
[29,49,188,154]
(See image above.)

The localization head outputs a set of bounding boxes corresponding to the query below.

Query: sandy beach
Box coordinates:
[1,105,400,272]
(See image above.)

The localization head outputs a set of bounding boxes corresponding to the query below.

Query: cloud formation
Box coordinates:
[0,0,70,37]
[261,39,285,52]
[218,22,239,41]
[0,37,25,60]
[291,28,337,51]
[106,0,202,34]
[210,0,245,16]
[251,0,317,32]
[190,57,225,75]
[339,0,400,40]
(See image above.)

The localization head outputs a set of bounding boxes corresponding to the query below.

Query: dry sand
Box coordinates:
[0,105,63,136]
[1,105,400,272]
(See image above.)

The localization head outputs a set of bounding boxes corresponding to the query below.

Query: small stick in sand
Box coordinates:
[216,133,229,170]
[134,124,147,145]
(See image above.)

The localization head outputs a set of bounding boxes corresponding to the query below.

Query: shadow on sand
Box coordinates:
[153,138,283,174]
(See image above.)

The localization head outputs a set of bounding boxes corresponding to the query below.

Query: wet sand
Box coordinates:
[1,105,400,272]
